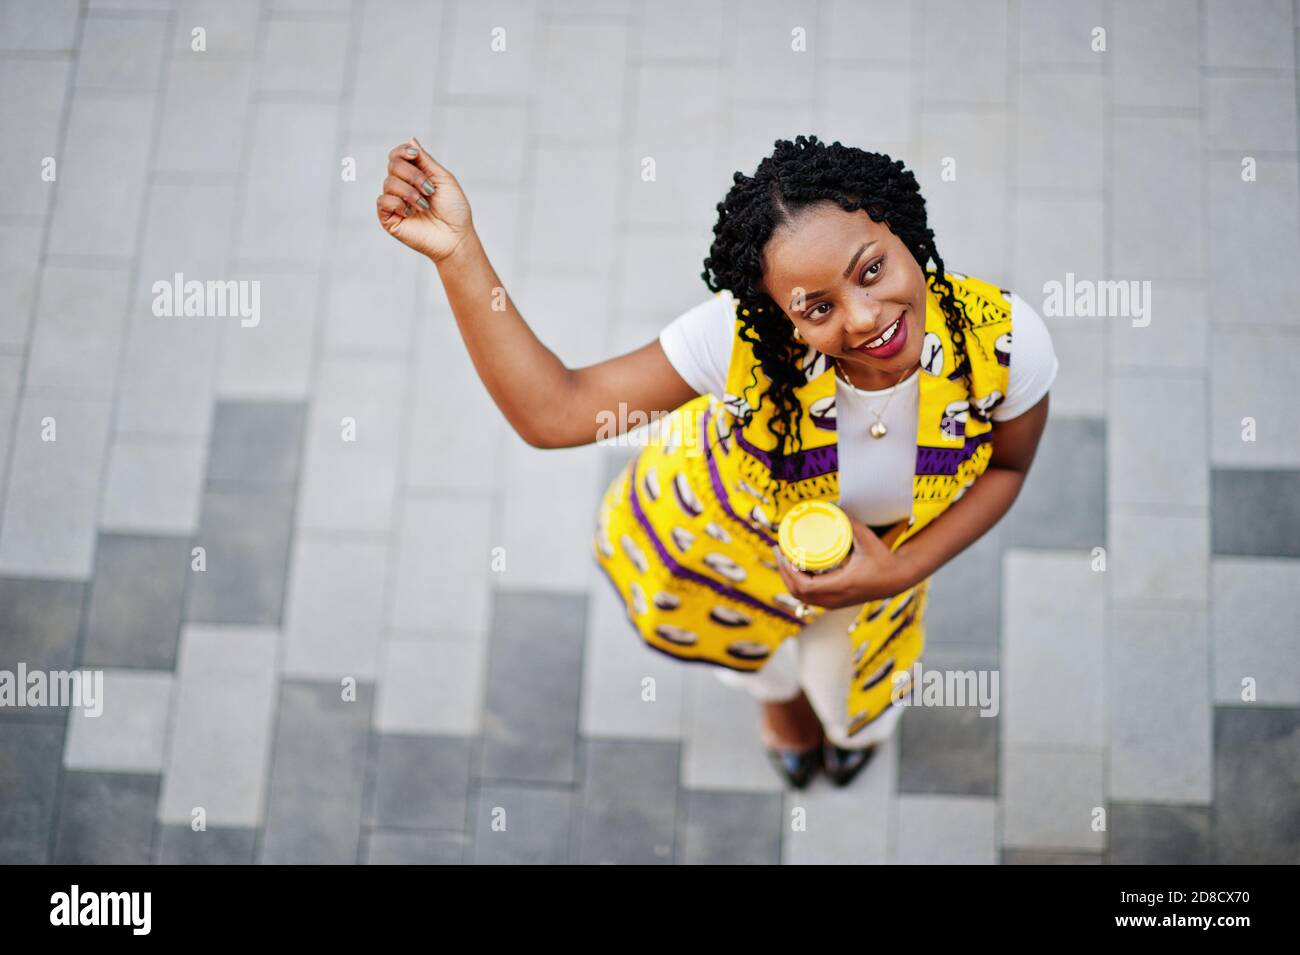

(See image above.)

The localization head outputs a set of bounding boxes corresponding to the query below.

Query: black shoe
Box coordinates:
[822,742,878,787]
[764,744,822,789]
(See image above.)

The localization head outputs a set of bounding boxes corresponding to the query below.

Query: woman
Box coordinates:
[377,134,1056,789]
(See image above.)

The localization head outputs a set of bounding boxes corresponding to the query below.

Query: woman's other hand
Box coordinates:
[772,514,916,610]
[376,136,474,263]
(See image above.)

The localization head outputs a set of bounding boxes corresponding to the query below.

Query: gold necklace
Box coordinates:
[833,359,914,439]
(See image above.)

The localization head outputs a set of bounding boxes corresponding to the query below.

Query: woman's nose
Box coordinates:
[844,299,887,337]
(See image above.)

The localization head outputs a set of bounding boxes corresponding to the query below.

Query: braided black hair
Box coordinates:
[700,134,981,493]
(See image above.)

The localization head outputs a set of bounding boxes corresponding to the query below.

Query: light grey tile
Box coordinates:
[159,624,279,827]
[623,140,728,237]
[0,58,72,217]
[0,354,22,489]
[26,266,132,398]
[297,356,405,533]
[76,15,168,91]
[388,494,494,637]
[1211,557,1300,705]
[536,20,628,144]
[1110,282,1207,372]
[155,57,254,176]
[1035,317,1106,417]
[1203,0,1295,69]
[576,738,678,864]
[432,103,530,187]
[363,829,467,864]
[473,782,574,864]
[171,0,261,58]
[375,637,486,736]
[1112,116,1202,278]
[524,146,619,271]
[1108,511,1209,605]
[283,534,389,684]
[781,734,899,864]
[99,435,207,534]
[1209,326,1300,467]
[0,222,44,347]
[63,669,173,773]
[216,270,320,400]
[256,15,349,95]
[47,95,155,259]
[639,0,728,61]
[632,61,724,148]
[817,64,913,158]
[920,0,1008,105]
[0,0,80,51]
[1011,197,1104,310]
[347,0,439,139]
[1001,418,1106,551]
[443,0,539,97]
[1207,157,1300,329]
[617,231,715,324]
[1205,75,1297,154]
[1109,606,1213,804]
[1017,73,1104,193]
[681,662,782,793]
[1107,374,1207,509]
[1113,0,1199,108]
[895,794,998,864]
[726,0,817,105]
[322,225,418,355]
[137,182,238,281]
[1000,745,1106,851]
[0,396,113,580]
[1018,0,1104,69]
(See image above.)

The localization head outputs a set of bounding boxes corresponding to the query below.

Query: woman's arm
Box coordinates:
[379,138,697,449]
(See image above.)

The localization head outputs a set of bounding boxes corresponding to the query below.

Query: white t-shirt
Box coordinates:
[658,289,1059,526]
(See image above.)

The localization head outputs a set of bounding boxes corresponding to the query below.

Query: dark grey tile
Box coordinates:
[471,782,573,864]
[0,579,86,712]
[155,824,257,864]
[898,703,999,797]
[1212,705,1300,863]
[365,733,472,831]
[1211,468,1300,558]
[676,789,781,864]
[577,738,679,865]
[207,400,306,488]
[1001,417,1106,550]
[364,830,468,864]
[1108,803,1210,864]
[52,771,159,864]
[0,721,64,862]
[185,488,294,625]
[480,590,586,784]
[1001,849,1102,864]
[260,681,372,864]
[83,534,189,669]
[925,525,1003,649]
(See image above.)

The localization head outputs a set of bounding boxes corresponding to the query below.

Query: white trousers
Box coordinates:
[712,602,905,749]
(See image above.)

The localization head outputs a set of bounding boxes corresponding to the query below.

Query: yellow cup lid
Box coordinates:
[777,501,852,572]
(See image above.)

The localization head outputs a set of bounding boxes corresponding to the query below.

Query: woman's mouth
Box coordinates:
[850,310,908,359]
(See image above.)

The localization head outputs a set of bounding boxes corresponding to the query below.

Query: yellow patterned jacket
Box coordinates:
[592,270,1013,738]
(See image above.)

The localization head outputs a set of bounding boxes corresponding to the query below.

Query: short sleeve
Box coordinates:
[657,291,736,402]
[990,292,1059,421]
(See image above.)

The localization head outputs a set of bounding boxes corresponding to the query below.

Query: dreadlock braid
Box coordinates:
[700,134,986,501]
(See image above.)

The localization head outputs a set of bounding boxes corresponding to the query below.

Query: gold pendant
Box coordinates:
[870,420,888,438]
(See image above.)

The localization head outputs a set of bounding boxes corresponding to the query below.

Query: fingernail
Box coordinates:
[403,204,412,216]
[417,197,430,211]
[420,179,434,196]
[405,147,419,158]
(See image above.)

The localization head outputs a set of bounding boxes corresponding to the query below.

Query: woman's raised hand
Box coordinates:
[376,136,474,263]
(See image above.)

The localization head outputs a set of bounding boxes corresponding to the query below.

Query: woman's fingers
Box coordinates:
[382,174,428,213]
[387,156,436,198]
[407,136,450,186]
[375,193,410,233]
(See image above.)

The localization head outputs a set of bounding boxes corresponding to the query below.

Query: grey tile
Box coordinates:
[1205,75,1297,154]
[364,829,468,864]
[1108,512,1209,605]
[375,638,485,736]
[207,401,306,487]
[537,21,629,144]
[260,681,372,864]
[84,534,188,670]
[480,590,586,784]
[895,795,998,864]
[1112,117,1202,278]
[170,0,261,58]
[0,578,86,722]
[0,223,43,347]
[0,721,64,863]
[257,15,349,95]
[924,523,1003,650]
[365,734,472,832]
[898,689,999,797]
[1210,326,1300,468]
[471,782,574,864]
[347,0,440,140]
[1108,375,1207,510]
[1001,849,1101,864]
[1211,468,1300,558]
[388,495,493,636]
[781,735,900,864]
[675,789,781,865]
[1018,0,1103,69]
[52,771,159,865]
[1001,745,1106,851]
[99,436,207,534]
[1211,557,1300,705]
[920,0,1008,105]
[1203,0,1295,69]
[76,15,168,91]
[726,0,816,105]
[0,58,72,218]
[1212,705,1300,863]
[1002,417,1105,549]
[0,0,80,51]
[1108,803,1211,864]
[155,824,257,864]
[63,669,173,773]
[155,57,254,176]
[577,738,679,864]
[443,0,538,96]
[1017,73,1104,193]
[185,488,295,625]
[1113,0,1199,108]
[26,265,132,398]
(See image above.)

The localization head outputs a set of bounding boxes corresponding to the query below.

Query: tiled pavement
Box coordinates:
[1,0,1298,865]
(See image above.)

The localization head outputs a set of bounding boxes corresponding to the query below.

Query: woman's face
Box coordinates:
[759,203,927,390]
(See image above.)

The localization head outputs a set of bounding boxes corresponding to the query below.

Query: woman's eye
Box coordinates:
[809,302,831,318]
[862,258,884,282]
